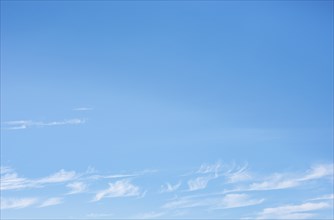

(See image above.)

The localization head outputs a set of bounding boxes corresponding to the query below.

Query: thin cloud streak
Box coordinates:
[0,167,77,191]
[0,198,38,210]
[38,197,63,208]
[212,193,264,209]
[87,169,157,180]
[73,107,93,111]
[308,194,334,201]
[256,202,330,219]
[2,119,85,130]
[227,163,334,192]
[162,193,264,210]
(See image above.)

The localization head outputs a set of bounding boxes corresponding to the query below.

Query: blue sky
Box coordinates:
[0,0,333,219]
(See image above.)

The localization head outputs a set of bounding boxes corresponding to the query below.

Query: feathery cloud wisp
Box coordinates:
[0,167,77,191]
[229,163,333,192]
[224,163,252,183]
[188,176,213,191]
[161,182,181,193]
[197,161,222,176]
[38,169,77,184]
[186,161,224,191]
[93,179,141,201]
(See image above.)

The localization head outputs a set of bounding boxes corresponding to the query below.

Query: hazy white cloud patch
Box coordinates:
[66,182,87,194]
[0,166,14,175]
[0,170,31,191]
[256,202,330,219]
[39,197,63,208]
[93,179,141,201]
[0,197,38,209]
[3,118,85,130]
[161,182,181,193]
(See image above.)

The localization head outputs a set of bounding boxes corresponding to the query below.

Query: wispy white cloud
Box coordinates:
[299,164,334,181]
[93,179,142,201]
[0,166,13,175]
[66,182,87,194]
[186,161,253,192]
[38,169,77,184]
[0,170,31,191]
[248,173,299,191]
[88,173,138,180]
[224,163,252,183]
[0,197,38,209]
[0,167,77,191]
[162,193,263,210]
[73,107,93,111]
[3,118,85,130]
[1,161,332,218]
[228,163,333,192]
[0,166,155,201]
[39,197,63,208]
[212,193,264,209]
[197,161,222,177]
[88,169,157,180]
[162,196,207,209]
[188,176,213,191]
[256,202,330,219]
[161,182,181,193]
[186,161,224,191]
[308,194,334,201]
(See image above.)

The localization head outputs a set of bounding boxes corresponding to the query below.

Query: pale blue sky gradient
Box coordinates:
[1,1,333,219]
